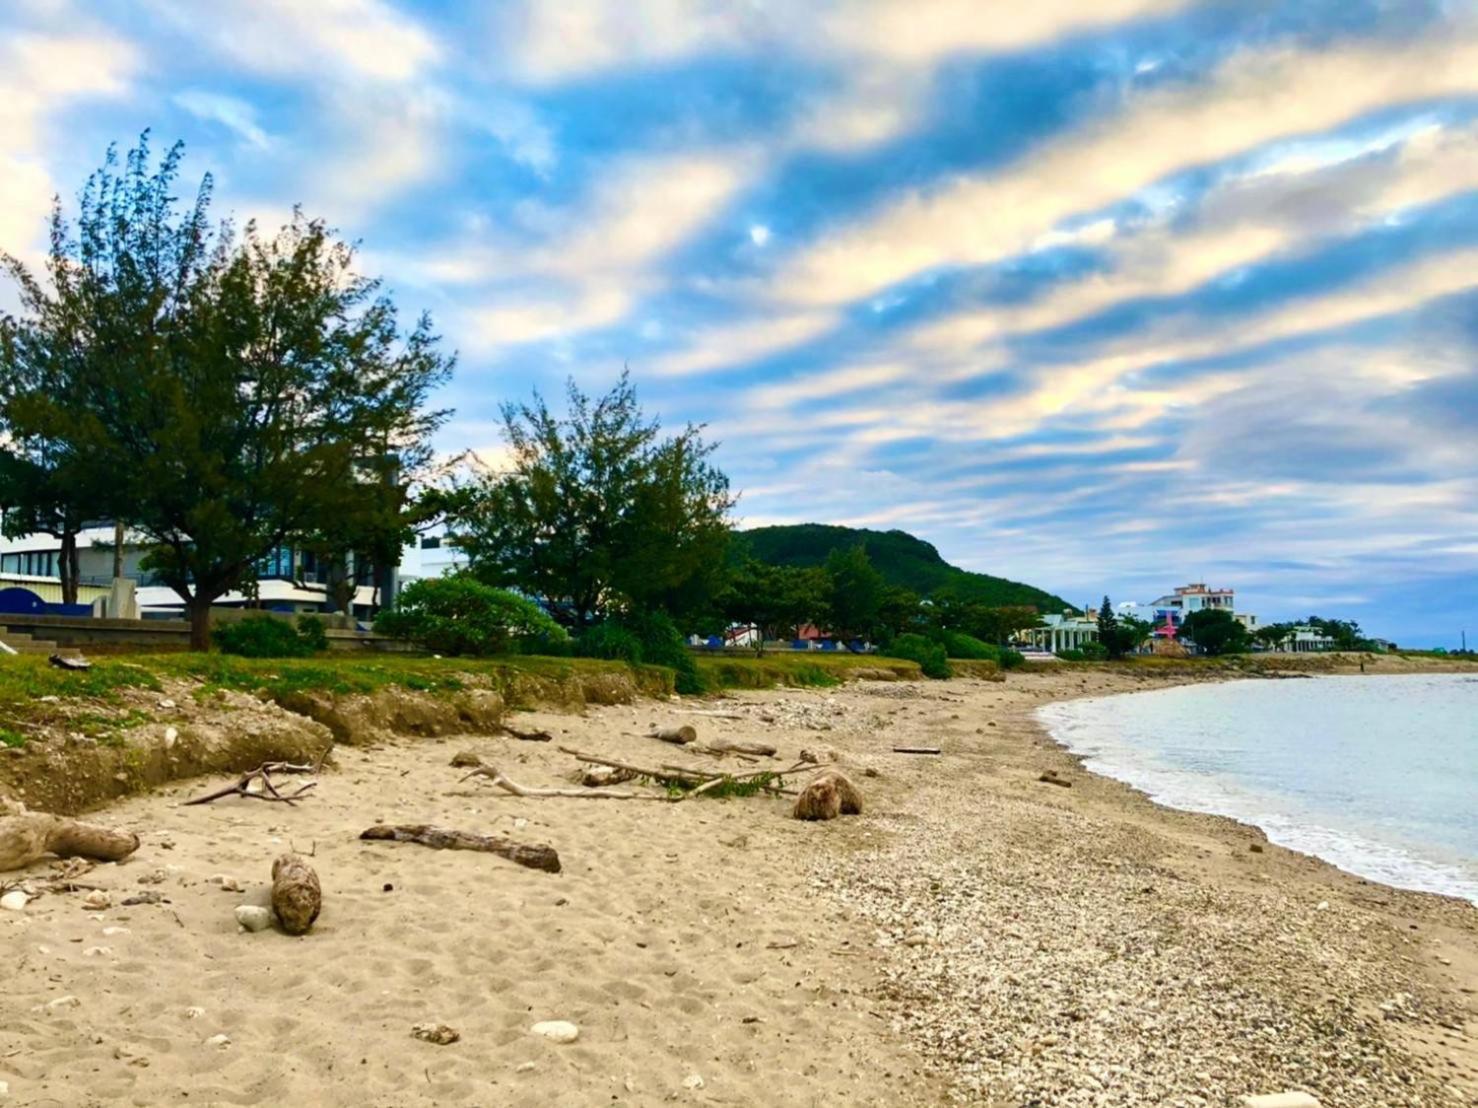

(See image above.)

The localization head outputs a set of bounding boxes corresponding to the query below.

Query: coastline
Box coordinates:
[1,662,1473,1105]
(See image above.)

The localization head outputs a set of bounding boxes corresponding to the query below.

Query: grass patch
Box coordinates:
[0,728,26,749]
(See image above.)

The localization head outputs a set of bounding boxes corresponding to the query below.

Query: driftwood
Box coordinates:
[702,739,777,757]
[650,726,697,745]
[462,764,666,801]
[271,853,321,934]
[580,765,639,788]
[48,653,91,671]
[1038,770,1072,788]
[360,824,561,873]
[892,746,941,755]
[0,803,140,872]
[184,763,317,806]
[792,770,864,821]
[496,723,553,743]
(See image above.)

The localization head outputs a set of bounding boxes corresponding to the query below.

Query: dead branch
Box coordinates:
[360,824,561,872]
[496,723,553,743]
[183,764,318,806]
[892,746,941,755]
[701,739,777,757]
[461,764,667,801]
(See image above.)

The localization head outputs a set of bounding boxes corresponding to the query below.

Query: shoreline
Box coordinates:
[1,663,1473,1105]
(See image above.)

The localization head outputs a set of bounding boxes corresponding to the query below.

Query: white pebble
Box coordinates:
[0,890,29,912]
[234,905,273,933]
[158,698,176,709]
[185,1007,206,1020]
[1315,901,1330,912]
[205,1033,230,1048]
[47,995,81,1010]
[102,926,129,936]
[683,1074,705,1090]
[83,946,112,957]
[0,1078,8,1096]
[530,1020,579,1044]
[163,727,178,748]
[81,890,111,911]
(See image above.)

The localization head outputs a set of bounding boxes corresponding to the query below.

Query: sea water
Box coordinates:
[1037,674,1478,903]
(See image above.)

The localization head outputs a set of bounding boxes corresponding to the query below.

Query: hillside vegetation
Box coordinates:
[737,524,1070,612]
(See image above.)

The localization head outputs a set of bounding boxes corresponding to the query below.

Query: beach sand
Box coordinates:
[1,665,1474,1106]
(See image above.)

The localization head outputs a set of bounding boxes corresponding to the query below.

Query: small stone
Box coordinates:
[1249,843,1264,853]
[83,946,112,957]
[1,890,29,911]
[159,699,176,709]
[206,875,242,892]
[1315,900,1330,912]
[81,890,111,911]
[163,727,178,748]
[515,1062,536,1073]
[530,1020,579,1044]
[205,1033,230,1048]
[683,1074,705,1090]
[411,1022,460,1045]
[122,891,164,906]
[102,926,129,936]
[0,1077,8,1096]
[1241,1094,1321,1108]
[185,1007,206,1019]
[234,905,273,933]
[902,933,928,947]
[47,995,81,1010]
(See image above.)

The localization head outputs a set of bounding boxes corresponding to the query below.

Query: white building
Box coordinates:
[1023,610,1099,653]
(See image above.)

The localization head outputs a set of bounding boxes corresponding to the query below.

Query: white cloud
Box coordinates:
[147,0,438,83]
[767,29,1478,308]
[0,33,138,260]
[173,90,270,148]
[647,312,836,376]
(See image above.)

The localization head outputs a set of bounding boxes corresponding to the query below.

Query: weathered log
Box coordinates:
[496,723,553,743]
[580,765,639,788]
[703,739,777,757]
[271,853,322,934]
[0,806,140,872]
[1038,770,1072,788]
[359,824,561,873]
[651,726,697,745]
[892,746,941,755]
[792,770,864,821]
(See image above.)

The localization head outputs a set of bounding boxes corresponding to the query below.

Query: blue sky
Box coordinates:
[2,0,1476,646]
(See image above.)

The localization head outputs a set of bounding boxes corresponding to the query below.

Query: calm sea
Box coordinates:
[1037,674,1478,903]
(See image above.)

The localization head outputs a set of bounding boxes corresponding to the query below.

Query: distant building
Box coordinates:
[1023,609,1099,653]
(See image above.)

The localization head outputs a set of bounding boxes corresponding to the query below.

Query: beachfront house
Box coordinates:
[1023,609,1100,653]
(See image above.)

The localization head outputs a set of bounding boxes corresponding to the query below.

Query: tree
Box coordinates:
[876,585,924,642]
[721,560,830,650]
[0,137,453,647]
[1306,615,1371,651]
[374,575,566,656]
[1177,608,1252,656]
[1095,596,1151,659]
[1253,622,1296,651]
[452,372,734,629]
[825,544,885,643]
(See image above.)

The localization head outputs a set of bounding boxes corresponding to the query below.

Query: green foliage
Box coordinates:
[0,136,453,648]
[0,728,26,749]
[374,575,567,657]
[295,615,329,653]
[611,609,706,694]
[1095,596,1151,659]
[736,524,1069,611]
[928,590,1044,644]
[937,630,997,659]
[451,372,733,629]
[998,648,1026,670]
[1055,641,1108,661]
[825,545,885,641]
[214,615,321,658]
[576,622,646,664]
[889,632,952,679]
[1305,615,1373,651]
[720,560,831,647]
[1178,608,1252,656]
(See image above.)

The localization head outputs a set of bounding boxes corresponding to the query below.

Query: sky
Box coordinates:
[1,0,1476,648]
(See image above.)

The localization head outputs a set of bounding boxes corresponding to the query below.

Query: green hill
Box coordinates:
[735,524,1071,612]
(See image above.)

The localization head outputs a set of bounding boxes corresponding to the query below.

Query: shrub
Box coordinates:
[998,648,1026,670]
[577,622,646,664]
[1056,641,1108,662]
[937,630,998,660]
[215,615,319,658]
[610,609,706,694]
[373,576,567,657]
[890,632,952,679]
[295,614,329,653]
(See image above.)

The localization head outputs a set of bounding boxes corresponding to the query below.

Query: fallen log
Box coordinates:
[792,770,864,821]
[360,824,561,873]
[650,726,697,745]
[892,746,941,755]
[271,853,321,935]
[702,739,777,758]
[0,805,141,872]
[1038,770,1072,788]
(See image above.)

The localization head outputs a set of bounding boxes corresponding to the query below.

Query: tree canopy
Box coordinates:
[0,136,454,645]
[1177,608,1252,656]
[451,372,734,628]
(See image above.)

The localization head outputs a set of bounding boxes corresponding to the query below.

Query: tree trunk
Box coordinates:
[58,530,79,605]
[112,520,125,579]
[188,596,213,651]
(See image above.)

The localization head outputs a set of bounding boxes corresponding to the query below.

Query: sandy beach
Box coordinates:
[2,664,1474,1107]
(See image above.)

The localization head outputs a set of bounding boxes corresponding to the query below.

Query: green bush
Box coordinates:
[998,648,1026,670]
[1056,641,1108,662]
[215,615,319,658]
[937,630,998,660]
[610,609,706,694]
[577,622,646,664]
[295,614,329,653]
[373,576,567,657]
[890,632,952,679]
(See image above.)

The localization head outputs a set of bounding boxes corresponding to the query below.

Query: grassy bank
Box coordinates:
[694,652,921,689]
